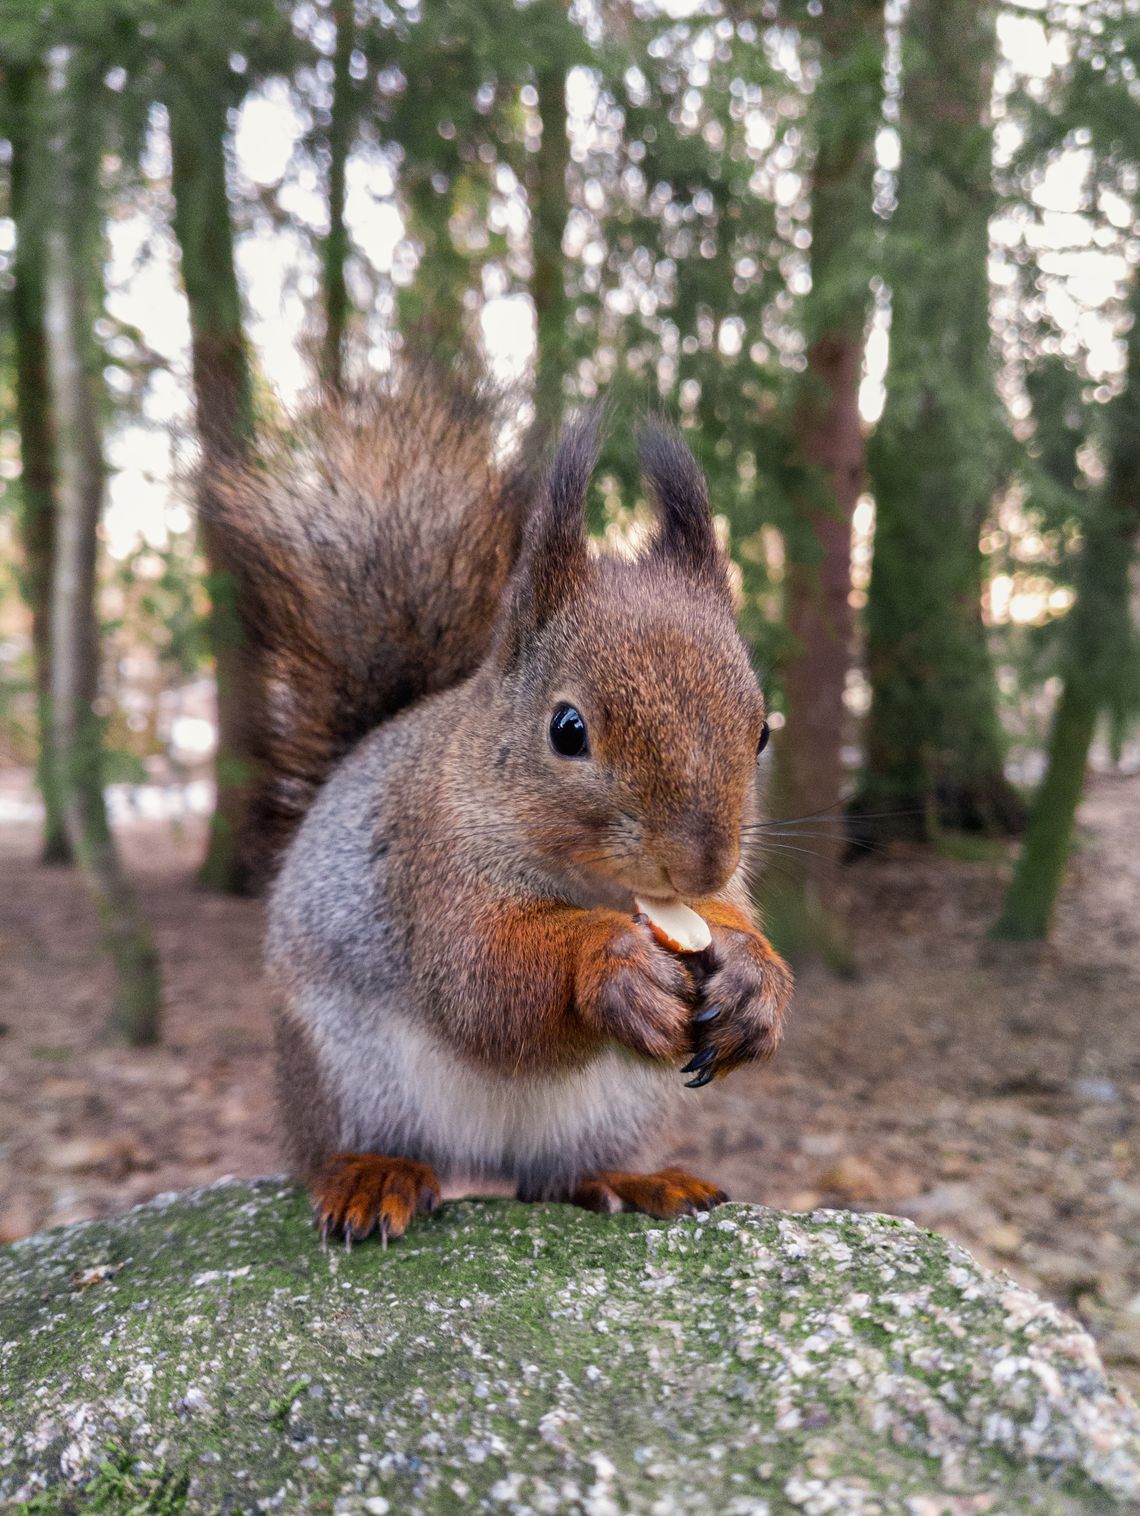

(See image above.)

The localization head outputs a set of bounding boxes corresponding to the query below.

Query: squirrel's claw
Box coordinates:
[310,1153,442,1247]
[680,1045,716,1075]
[683,1013,721,1087]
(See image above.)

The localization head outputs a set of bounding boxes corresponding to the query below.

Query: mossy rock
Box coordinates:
[1,1181,1137,1514]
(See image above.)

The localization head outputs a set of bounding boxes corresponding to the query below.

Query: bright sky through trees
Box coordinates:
[86,7,1128,592]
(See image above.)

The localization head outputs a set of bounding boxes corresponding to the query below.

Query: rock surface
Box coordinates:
[1,1180,1137,1514]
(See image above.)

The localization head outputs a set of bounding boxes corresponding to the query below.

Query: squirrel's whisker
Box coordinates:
[746,828,856,843]
[753,840,841,862]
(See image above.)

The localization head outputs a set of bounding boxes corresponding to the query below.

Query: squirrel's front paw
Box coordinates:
[578,916,695,1063]
[683,926,792,1086]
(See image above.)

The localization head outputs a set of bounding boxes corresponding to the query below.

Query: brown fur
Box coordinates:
[413,900,699,1073]
[272,1006,340,1181]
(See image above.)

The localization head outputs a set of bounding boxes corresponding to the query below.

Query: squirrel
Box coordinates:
[207,366,793,1244]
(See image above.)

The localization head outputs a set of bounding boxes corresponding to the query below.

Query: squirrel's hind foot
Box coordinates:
[311,1153,441,1247]
[568,1167,728,1219]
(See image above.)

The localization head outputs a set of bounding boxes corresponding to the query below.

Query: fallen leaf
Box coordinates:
[69,1262,123,1292]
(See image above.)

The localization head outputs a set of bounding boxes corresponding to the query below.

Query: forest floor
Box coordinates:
[0,768,1137,1392]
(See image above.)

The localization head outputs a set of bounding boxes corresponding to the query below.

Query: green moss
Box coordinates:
[1,1183,1137,1514]
[933,832,1012,864]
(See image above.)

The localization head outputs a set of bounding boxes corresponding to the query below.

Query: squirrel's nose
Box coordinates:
[664,833,739,899]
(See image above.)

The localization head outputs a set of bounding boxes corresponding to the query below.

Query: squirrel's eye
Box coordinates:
[756,720,770,758]
[550,704,589,759]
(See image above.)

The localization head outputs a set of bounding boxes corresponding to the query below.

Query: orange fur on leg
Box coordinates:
[311,1153,441,1247]
[570,1166,728,1218]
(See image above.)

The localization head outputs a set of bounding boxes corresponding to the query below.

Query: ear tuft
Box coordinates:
[493,410,602,665]
[639,423,726,590]
[543,409,603,552]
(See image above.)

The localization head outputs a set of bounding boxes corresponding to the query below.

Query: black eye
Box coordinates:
[550,704,589,758]
[756,720,770,758]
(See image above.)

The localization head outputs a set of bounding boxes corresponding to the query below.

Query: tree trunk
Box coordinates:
[765,1,883,969]
[859,0,1023,839]
[991,680,1098,941]
[6,62,71,863]
[166,82,260,893]
[321,0,355,389]
[44,55,162,1044]
[397,171,477,361]
[993,273,1140,940]
[529,60,571,440]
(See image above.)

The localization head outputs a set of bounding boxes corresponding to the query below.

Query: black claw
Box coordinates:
[681,1045,716,1074]
[691,1003,720,1025]
[684,1064,718,1089]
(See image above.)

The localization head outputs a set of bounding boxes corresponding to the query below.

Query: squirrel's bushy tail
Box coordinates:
[205,365,528,869]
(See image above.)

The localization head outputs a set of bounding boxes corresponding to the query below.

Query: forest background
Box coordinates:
[0,0,1138,1388]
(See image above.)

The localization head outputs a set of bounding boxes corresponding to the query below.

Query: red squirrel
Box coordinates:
[208,370,793,1244]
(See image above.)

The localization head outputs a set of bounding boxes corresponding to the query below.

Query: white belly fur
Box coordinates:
[300,983,682,1193]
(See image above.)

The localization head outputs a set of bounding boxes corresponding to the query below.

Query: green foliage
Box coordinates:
[992,0,1140,939]
[13,1444,190,1514]
[1009,1,1140,731]
[551,10,806,674]
[0,0,1137,927]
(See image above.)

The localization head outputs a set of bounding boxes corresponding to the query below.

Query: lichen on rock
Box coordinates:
[1,1179,1137,1514]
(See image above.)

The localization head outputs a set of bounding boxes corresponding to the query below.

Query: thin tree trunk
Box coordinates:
[859,0,1023,839]
[321,0,355,389]
[44,55,161,1044]
[991,680,1098,940]
[766,1,883,968]
[166,82,260,893]
[6,62,71,862]
[770,338,862,969]
[529,61,571,440]
[993,274,1140,940]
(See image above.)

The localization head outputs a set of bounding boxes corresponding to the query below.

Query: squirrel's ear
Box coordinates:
[495,412,599,661]
[639,423,729,596]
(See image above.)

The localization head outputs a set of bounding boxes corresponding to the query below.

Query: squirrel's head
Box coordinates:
[489,416,767,907]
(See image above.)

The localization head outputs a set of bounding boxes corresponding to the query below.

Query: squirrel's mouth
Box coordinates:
[550,827,691,907]
[554,846,674,913]
[588,863,679,907]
